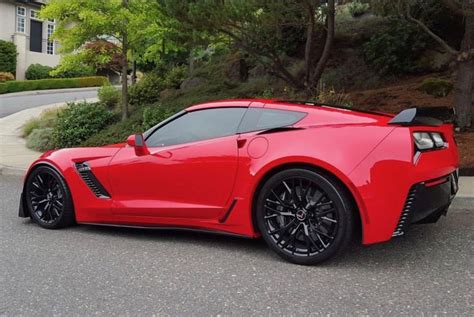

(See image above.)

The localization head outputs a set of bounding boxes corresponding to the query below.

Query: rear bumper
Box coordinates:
[392,170,458,237]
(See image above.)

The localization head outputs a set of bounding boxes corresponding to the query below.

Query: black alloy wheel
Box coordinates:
[256,168,354,265]
[25,165,75,229]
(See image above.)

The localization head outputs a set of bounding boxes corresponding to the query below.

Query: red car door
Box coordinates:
[107,107,247,220]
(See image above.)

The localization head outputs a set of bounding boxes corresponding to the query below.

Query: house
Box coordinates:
[0,0,59,80]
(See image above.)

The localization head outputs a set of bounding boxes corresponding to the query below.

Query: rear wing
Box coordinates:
[388,107,455,126]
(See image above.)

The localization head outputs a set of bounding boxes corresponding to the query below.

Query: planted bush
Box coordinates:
[53,102,115,148]
[0,40,17,73]
[0,76,108,94]
[98,84,120,109]
[142,105,174,130]
[418,78,453,97]
[347,1,370,18]
[363,21,431,75]
[52,64,95,78]
[26,128,55,152]
[129,73,164,106]
[0,72,14,82]
[26,64,53,80]
[22,108,63,137]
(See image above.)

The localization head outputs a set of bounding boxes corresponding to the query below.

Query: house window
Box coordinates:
[47,23,55,54]
[30,9,40,20]
[16,6,26,33]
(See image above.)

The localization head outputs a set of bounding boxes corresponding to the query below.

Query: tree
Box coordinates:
[371,0,474,129]
[160,0,336,97]
[40,0,161,120]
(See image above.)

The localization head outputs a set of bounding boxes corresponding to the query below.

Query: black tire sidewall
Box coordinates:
[256,168,354,265]
[25,165,75,229]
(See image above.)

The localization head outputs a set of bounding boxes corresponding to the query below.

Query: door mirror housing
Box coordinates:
[126,134,149,156]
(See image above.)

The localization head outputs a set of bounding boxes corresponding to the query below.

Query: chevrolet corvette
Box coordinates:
[19,99,459,264]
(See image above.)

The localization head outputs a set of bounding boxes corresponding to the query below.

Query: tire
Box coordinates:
[256,168,354,265]
[25,165,75,229]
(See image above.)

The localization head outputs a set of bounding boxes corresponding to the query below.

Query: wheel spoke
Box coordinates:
[263,176,339,257]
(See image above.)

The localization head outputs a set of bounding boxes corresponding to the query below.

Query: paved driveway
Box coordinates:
[1,175,472,315]
[0,88,99,118]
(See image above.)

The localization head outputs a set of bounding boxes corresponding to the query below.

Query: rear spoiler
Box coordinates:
[388,107,455,126]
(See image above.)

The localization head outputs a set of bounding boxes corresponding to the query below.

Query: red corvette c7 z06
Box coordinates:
[19,99,459,265]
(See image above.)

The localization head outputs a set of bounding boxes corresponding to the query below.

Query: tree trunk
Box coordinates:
[454,2,474,129]
[121,32,129,121]
[306,0,335,97]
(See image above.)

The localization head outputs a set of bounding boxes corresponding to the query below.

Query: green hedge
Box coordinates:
[0,40,17,74]
[0,76,108,94]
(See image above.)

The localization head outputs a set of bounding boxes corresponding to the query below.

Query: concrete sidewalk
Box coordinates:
[0,99,97,175]
[0,86,101,98]
[0,102,473,200]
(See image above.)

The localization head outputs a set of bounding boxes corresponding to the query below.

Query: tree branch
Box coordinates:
[406,8,459,55]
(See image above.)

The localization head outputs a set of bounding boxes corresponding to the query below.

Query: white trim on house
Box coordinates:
[16,6,26,33]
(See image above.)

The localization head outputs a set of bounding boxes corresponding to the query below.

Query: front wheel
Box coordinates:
[25,165,75,229]
[256,168,354,265]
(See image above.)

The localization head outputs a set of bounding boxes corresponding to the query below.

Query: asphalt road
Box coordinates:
[1,175,472,316]
[0,88,98,118]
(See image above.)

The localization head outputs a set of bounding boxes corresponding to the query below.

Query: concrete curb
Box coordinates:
[0,86,103,98]
[0,165,26,177]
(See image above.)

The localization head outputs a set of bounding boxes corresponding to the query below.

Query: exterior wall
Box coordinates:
[0,0,60,80]
[0,2,16,41]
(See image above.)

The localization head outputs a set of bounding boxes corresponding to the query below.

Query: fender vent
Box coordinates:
[392,186,417,237]
[75,162,111,199]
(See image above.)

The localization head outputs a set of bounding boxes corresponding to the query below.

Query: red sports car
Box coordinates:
[19,99,459,264]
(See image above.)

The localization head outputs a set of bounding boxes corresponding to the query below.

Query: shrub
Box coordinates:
[53,102,115,148]
[0,76,108,94]
[81,110,144,147]
[98,84,120,109]
[129,73,164,106]
[25,64,53,80]
[418,78,453,97]
[163,65,187,89]
[316,88,353,107]
[363,20,431,75]
[142,105,174,130]
[22,107,63,137]
[347,1,370,18]
[0,40,17,73]
[26,128,56,152]
[0,84,6,94]
[52,64,95,78]
[0,72,14,82]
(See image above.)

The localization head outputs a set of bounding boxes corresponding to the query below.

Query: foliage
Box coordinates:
[22,108,63,137]
[81,110,144,147]
[347,1,370,17]
[363,20,431,75]
[163,65,187,89]
[51,59,95,78]
[418,78,454,97]
[26,128,56,152]
[129,72,164,106]
[53,102,115,148]
[0,40,17,74]
[142,105,174,130]
[0,72,14,82]
[98,84,120,109]
[161,0,336,95]
[0,76,108,94]
[316,88,353,107]
[25,64,53,80]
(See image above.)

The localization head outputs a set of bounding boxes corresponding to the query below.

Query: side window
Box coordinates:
[238,108,306,133]
[146,108,246,147]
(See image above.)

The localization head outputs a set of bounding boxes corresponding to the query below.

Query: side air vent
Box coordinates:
[75,162,111,199]
[392,186,417,237]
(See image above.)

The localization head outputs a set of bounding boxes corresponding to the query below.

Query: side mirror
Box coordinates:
[126,134,149,156]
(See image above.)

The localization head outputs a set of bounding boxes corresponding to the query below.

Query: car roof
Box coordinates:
[186,99,393,119]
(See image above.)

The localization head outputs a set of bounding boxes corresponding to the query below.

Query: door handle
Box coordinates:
[153,150,172,159]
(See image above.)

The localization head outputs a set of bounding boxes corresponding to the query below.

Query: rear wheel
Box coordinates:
[256,168,354,265]
[25,165,75,229]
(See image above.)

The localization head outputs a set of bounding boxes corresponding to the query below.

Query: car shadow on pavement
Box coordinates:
[19,213,468,267]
